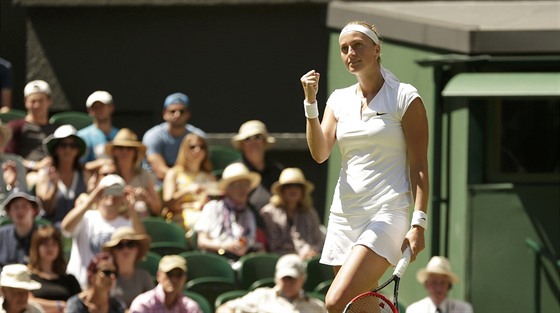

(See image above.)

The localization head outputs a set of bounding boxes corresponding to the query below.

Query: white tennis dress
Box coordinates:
[320,67,421,266]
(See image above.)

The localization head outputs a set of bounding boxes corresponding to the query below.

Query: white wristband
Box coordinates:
[411,210,428,229]
[303,100,319,119]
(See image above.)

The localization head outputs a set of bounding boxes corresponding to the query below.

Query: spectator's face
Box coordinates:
[88,101,114,122]
[7,198,36,226]
[240,133,266,157]
[39,238,60,264]
[164,104,190,127]
[55,138,81,162]
[277,275,305,299]
[157,268,187,297]
[281,184,304,206]
[225,179,252,206]
[0,287,29,312]
[93,260,118,289]
[24,93,52,115]
[424,273,451,304]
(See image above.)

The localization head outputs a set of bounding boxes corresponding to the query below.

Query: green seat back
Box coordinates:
[49,111,93,130]
[236,252,280,290]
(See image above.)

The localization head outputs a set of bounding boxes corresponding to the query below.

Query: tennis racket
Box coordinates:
[343,246,412,313]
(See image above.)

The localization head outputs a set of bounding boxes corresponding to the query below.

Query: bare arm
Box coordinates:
[300,70,337,163]
[123,188,146,235]
[35,167,58,215]
[401,98,430,260]
[61,185,103,233]
[147,153,170,181]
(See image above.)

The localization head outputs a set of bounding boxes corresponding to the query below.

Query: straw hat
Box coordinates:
[218,162,261,192]
[105,128,147,168]
[43,124,86,158]
[231,120,276,150]
[416,256,460,284]
[271,167,314,196]
[0,264,41,290]
[102,227,150,261]
[0,120,12,150]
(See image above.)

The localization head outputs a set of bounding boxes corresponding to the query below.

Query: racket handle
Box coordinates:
[393,246,412,278]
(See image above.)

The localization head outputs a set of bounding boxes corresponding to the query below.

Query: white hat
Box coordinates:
[275,254,306,279]
[218,162,261,192]
[416,256,460,284]
[271,167,315,196]
[0,264,41,290]
[0,120,12,150]
[24,80,51,97]
[43,124,87,158]
[86,91,114,108]
[231,120,276,150]
[158,255,187,273]
[98,174,126,196]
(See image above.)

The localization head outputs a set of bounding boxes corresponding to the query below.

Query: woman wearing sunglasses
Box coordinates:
[162,133,216,230]
[102,227,154,308]
[66,252,126,313]
[36,124,90,227]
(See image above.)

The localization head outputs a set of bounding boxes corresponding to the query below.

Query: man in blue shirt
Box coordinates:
[77,90,120,166]
[142,92,206,184]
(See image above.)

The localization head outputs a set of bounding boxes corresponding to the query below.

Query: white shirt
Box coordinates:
[406,296,473,313]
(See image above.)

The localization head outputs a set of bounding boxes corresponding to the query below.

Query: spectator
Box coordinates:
[0,264,44,313]
[106,128,162,217]
[35,125,89,227]
[102,226,154,308]
[5,80,57,178]
[216,254,326,313]
[0,192,41,270]
[27,225,81,313]
[232,120,283,213]
[1,120,28,204]
[61,174,145,288]
[142,92,206,184]
[406,256,473,313]
[0,58,13,112]
[162,132,216,230]
[260,167,324,260]
[129,255,202,313]
[65,252,126,313]
[195,162,264,262]
[77,90,119,165]
[85,159,117,195]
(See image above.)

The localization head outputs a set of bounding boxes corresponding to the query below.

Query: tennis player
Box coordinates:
[300,20,430,312]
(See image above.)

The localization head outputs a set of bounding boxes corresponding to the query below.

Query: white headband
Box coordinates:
[339,24,379,44]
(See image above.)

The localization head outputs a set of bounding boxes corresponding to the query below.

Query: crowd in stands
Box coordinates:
[0,78,328,312]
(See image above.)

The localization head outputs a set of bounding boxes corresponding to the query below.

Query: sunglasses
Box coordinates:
[115,241,136,250]
[188,144,206,150]
[243,134,265,142]
[168,109,186,115]
[58,142,79,149]
[113,146,135,150]
[99,269,118,277]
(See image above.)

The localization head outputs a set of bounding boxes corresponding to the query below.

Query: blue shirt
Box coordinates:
[77,124,119,163]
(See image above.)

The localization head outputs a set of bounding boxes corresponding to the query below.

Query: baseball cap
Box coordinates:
[275,254,306,279]
[163,92,190,109]
[24,80,51,97]
[98,174,125,196]
[158,255,187,273]
[86,91,114,108]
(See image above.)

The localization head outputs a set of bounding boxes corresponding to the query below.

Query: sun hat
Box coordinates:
[275,254,306,279]
[416,256,460,284]
[218,162,261,192]
[98,174,126,196]
[158,255,187,273]
[0,264,41,290]
[105,128,147,168]
[163,92,190,109]
[0,191,42,215]
[0,120,13,150]
[231,120,276,150]
[102,226,151,260]
[271,167,315,196]
[43,124,87,158]
[24,80,51,97]
[86,90,114,108]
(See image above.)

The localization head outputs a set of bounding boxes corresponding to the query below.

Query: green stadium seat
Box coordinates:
[49,111,93,130]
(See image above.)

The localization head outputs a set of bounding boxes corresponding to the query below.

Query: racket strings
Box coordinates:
[344,293,397,313]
